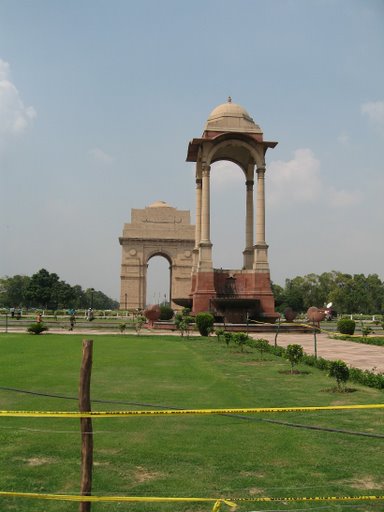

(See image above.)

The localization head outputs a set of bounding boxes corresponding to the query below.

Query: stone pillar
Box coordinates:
[243,178,254,269]
[254,165,269,272]
[198,164,213,271]
[192,177,202,274]
[200,164,210,243]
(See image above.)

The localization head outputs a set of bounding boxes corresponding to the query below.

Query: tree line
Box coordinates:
[0,268,119,310]
[1,269,383,315]
[272,271,384,315]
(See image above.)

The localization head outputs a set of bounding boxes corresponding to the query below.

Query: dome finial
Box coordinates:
[228,96,232,103]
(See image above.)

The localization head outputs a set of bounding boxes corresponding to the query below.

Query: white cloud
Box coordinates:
[0,59,36,136]
[328,187,362,208]
[268,148,363,210]
[0,59,10,80]
[361,100,384,125]
[268,148,322,206]
[88,147,115,165]
[337,132,350,145]
[210,161,244,187]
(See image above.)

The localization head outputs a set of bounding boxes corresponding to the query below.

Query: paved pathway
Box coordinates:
[249,332,384,373]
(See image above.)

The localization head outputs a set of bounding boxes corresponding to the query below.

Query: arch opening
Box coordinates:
[146,254,171,307]
[210,160,245,270]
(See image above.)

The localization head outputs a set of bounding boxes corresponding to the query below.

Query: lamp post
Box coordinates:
[90,288,95,309]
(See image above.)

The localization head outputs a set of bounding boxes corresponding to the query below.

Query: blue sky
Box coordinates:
[1,0,383,303]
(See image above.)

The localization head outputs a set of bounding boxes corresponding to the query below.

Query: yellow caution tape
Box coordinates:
[0,491,383,504]
[231,495,384,503]
[0,492,236,510]
[0,403,383,418]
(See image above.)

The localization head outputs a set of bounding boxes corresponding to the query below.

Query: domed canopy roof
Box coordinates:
[148,200,171,208]
[204,97,262,134]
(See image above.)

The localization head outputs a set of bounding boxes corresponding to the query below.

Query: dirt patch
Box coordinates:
[344,476,383,490]
[24,457,56,466]
[134,465,163,483]
[97,448,121,455]
[249,487,264,495]
[240,360,271,365]
[240,471,265,478]
[278,370,311,375]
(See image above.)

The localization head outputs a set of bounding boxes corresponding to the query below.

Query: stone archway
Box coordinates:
[119,201,195,310]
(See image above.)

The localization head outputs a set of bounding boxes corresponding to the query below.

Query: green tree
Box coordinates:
[253,338,269,359]
[84,288,119,310]
[271,282,286,312]
[284,278,305,312]
[286,344,304,373]
[0,274,30,307]
[329,360,350,390]
[71,285,87,309]
[277,271,384,315]
[24,269,60,309]
[2,269,119,310]
[366,274,384,313]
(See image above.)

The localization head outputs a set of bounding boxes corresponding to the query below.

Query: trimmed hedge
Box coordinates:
[337,318,356,335]
[195,312,214,336]
[27,322,48,335]
[159,305,174,321]
[331,334,384,347]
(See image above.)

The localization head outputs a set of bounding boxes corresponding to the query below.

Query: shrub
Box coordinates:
[252,338,270,359]
[360,322,373,338]
[195,312,214,336]
[174,312,194,338]
[134,315,146,335]
[337,318,356,335]
[286,344,304,373]
[27,323,48,335]
[128,314,146,335]
[349,367,384,389]
[215,328,225,342]
[159,305,174,321]
[233,332,249,352]
[223,331,233,347]
[329,360,350,390]
[119,323,127,333]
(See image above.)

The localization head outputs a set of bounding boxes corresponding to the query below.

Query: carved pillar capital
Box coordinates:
[201,164,211,178]
[246,180,254,191]
[256,165,266,175]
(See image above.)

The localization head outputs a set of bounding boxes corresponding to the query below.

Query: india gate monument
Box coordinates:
[120,98,279,323]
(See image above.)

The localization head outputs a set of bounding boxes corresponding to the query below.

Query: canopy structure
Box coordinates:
[184,98,279,323]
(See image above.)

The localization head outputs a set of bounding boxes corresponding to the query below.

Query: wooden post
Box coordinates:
[79,339,93,512]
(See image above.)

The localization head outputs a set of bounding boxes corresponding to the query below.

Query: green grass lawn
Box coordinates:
[0,333,383,512]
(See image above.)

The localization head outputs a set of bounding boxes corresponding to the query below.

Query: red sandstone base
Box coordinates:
[191,269,279,323]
